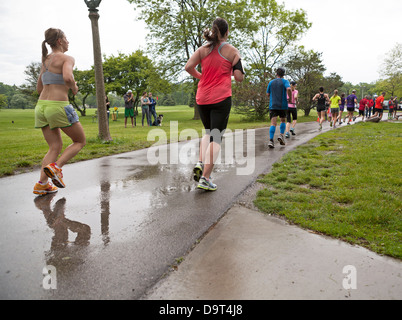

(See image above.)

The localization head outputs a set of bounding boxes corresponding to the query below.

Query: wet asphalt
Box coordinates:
[0,117,399,299]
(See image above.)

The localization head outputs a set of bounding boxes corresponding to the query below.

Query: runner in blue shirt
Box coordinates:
[266,67,292,148]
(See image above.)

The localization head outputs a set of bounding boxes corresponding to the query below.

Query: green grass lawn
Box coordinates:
[0,106,315,177]
[254,121,402,259]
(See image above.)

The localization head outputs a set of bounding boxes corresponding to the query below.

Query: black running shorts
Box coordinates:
[286,108,298,122]
[197,97,232,143]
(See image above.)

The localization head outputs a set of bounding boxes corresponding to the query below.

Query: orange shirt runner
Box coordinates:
[375,96,384,109]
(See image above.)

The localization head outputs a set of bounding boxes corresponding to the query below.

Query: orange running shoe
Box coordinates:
[33,181,58,195]
[43,163,66,188]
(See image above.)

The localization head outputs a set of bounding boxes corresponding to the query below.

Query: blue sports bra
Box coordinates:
[41,56,65,85]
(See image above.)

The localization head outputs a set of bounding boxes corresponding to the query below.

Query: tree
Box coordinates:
[103,50,170,108]
[0,94,7,109]
[72,69,96,116]
[232,80,268,120]
[322,73,344,96]
[24,62,41,91]
[127,0,253,119]
[0,82,18,107]
[241,0,311,83]
[382,43,402,77]
[378,43,402,97]
[285,46,326,116]
[10,93,32,109]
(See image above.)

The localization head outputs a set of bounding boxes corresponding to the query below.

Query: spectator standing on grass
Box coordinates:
[393,97,398,117]
[141,91,150,127]
[393,97,399,119]
[148,92,157,125]
[33,28,86,195]
[185,17,244,191]
[124,90,135,127]
[388,96,394,119]
[105,94,110,123]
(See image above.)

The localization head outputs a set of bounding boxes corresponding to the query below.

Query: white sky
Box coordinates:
[0,0,401,86]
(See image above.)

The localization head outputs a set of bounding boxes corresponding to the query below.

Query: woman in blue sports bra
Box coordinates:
[33,28,86,195]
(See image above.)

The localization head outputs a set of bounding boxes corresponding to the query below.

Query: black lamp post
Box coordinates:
[84,0,111,141]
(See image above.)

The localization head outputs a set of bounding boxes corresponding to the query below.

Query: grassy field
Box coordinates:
[254,121,402,259]
[0,106,316,176]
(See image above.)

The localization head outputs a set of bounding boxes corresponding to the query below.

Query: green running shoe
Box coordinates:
[193,161,204,182]
[197,177,217,191]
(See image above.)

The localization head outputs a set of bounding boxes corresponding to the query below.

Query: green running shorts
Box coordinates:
[35,100,80,129]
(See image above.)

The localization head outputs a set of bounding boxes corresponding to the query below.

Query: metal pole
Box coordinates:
[86,1,112,141]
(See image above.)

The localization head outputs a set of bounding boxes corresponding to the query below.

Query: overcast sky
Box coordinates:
[0,0,401,87]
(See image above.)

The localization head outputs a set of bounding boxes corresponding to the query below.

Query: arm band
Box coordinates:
[233,58,245,74]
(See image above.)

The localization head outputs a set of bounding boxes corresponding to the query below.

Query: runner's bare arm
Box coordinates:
[185,48,203,80]
[63,55,79,95]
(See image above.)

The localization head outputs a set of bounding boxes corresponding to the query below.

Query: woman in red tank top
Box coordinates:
[185,18,244,191]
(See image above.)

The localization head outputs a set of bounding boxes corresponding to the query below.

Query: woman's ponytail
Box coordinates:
[203,18,228,48]
[41,40,48,64]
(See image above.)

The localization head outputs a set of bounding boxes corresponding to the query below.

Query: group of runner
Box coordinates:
[32,20,399,194]
[314,89,396,127]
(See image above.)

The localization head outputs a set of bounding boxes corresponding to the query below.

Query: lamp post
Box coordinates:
[84,0,112,141]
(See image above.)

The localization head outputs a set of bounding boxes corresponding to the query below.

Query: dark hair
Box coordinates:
[42,28,65,64]
[319,87,324,92]
[290,81,297,86]
[203,18,228,47]
[276,67,285,77]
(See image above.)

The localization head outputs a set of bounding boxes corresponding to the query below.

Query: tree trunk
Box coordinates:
[89,10,112,141]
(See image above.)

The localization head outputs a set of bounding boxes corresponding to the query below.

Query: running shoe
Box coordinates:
[193,161,204,182]
[330,121,332,127]
[278,134,286,145]
[290,128,296,135]
[319,124,322,131]
[197,177,217,191]
[44,163,65,188]
[33,181,58,195]
[268,140,275,149]
[285,132,290,138]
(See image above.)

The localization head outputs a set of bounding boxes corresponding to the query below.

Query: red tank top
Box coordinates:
[196,42,233,105]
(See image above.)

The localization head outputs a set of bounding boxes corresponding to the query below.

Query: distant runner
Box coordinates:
[266,67,292,148]
[285,81,298,138]
[312,87,330,131]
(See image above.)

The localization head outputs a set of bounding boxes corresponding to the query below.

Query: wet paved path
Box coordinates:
[0,121,365,299]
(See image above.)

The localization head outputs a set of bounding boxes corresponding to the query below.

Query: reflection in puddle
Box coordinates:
[34,194,91,276]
